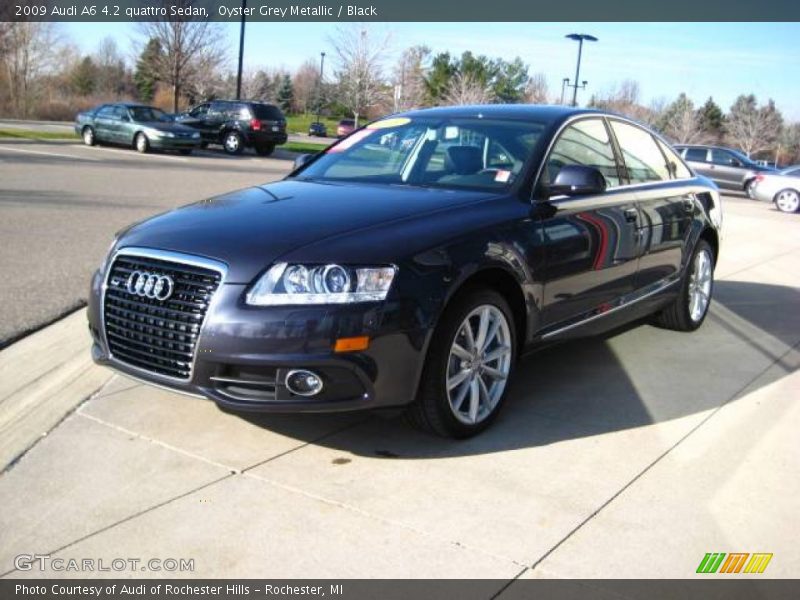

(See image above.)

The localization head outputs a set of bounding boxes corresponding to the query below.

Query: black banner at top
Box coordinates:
[3,0,800,22]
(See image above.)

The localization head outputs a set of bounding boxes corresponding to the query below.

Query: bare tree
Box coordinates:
[725,94,783,157]
[442,71,495,106]
[392,45,430,111]
[292,59,319,113]
[524,72,549,104]
[660,93,705,144]
[2,22,60,116]
[329,25,390,127]
[136,2,227,112]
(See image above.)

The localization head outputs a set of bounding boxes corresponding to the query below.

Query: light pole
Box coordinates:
[565,33,597,106]
[315,51,326,125]
[235,0,247,99]
[560,78,570,105]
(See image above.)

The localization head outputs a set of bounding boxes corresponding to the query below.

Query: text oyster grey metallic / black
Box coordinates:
[88,104,722,438]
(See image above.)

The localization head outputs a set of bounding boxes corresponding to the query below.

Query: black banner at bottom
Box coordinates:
[2,579,799,600]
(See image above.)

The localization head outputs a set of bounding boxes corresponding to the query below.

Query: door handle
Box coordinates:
[623,208,638,223]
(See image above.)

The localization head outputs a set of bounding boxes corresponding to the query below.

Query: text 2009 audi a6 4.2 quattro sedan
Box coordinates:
[88,106,722,438]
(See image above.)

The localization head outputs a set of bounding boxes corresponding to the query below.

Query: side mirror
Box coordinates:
[292,153,314,171]
[548,165,607,197]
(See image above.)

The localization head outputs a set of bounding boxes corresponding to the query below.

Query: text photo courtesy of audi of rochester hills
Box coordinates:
[1,1,799,599]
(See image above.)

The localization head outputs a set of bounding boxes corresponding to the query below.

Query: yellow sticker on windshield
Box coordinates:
[367,117,411,129]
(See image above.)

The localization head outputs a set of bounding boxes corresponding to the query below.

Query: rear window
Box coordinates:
[251,104,284,120]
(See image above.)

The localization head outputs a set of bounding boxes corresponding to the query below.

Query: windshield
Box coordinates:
[297,117,545,191]
[130,107,169,122]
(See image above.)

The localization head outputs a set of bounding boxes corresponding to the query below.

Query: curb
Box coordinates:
[0,309,113,471]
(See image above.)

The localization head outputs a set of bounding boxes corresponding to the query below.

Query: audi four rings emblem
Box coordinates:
[125,271,175,301]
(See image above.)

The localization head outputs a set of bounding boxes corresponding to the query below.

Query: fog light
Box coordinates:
[285,369,324,396]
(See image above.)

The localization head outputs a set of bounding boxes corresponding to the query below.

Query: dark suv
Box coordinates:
[177,100,288,156]
[675,144,774,197]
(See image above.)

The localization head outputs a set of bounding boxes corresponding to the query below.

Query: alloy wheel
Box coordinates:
[688,248,713,322]
[446,305,512,425]
[136,134,148,153]
[83,128,94,145]
[775,190,800,213]
[224,133,240,153]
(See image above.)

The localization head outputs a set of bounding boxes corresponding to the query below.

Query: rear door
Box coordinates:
[93,105,117,142]
[181,103,212,142]
[538,117,642,328]
[608,119,694,289]
[207,102,229,142]
[682,147,713,179]
[709,148,743,189]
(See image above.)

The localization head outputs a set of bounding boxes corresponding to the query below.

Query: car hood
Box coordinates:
[137,121,195,133]
[116,180,499,283]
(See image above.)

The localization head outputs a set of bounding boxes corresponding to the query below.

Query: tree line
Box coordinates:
[1,21,797,164]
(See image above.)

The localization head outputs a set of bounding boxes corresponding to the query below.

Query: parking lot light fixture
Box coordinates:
[316,52,326,125]
[565,33,598,106]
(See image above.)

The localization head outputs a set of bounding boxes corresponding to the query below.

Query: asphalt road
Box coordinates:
[0,138,294,345]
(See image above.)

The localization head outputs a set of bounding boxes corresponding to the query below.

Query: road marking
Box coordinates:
[86,145,189,162]
[0,145,100,161]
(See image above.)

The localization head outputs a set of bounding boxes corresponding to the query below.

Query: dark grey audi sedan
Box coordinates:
[88,105,722,438]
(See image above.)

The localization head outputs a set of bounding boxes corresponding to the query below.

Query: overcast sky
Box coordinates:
[64,21,800,121]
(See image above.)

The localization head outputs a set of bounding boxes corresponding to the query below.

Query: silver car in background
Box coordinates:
[750,165,800,213]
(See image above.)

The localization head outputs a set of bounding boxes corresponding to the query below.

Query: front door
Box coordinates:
[537,117,642,329]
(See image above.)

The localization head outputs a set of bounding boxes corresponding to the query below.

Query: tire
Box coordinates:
[222,131,244,155]
[405,288,517,438]
[654,239,714,332]
[254,143,275,157]
[82,126,95,146]
[134,132,149,154]
[774,189,800,213]
[178,149,193,156]
[744,179,756,199]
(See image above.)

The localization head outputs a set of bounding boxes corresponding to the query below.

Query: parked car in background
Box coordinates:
[75,103,201,154]
[176,100,287,156]
[675,144,775,197]
[750,165,800,213]
[88,105,722,438]
[308,121,328,137]
[336,118,355,138]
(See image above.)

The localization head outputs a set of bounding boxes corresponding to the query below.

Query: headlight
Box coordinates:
[246,263,396,306]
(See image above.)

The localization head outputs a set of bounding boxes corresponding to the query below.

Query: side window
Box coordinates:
[189,104,209,119]
[711,149,739,167]
[656,139,692,179]
[610,120,670,184]
[545,118,622,188]
[113,106,129,120]
[684,148,708,163]
[96,105,115,118]
[208,102,225,119]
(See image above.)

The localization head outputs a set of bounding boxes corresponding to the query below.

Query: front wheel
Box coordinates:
[134,132,149,154]
[406,289,516,438]
[82,126,95,146]
[654,239,714,331]
[222,131,244,155]
[774,189,800,213]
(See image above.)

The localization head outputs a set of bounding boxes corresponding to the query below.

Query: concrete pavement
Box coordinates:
[0,196,797,581]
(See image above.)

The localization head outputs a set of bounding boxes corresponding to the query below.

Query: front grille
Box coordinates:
[103,253,222,380]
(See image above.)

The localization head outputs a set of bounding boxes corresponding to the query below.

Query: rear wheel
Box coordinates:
[774,189,800,213]
[744,179,756,199]
[254,142,275,157]
[223,131,244,155]
[134,132,149,154]
[654,239,714,331]
[82,126,95,146]
[406,289,516,438]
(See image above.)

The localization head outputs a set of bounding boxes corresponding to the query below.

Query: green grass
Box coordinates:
[283,140,331,154]
[285,114,341,135]
[0,128,78,140]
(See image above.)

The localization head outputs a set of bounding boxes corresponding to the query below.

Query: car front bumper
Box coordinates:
[87,268,429,414]
[148,137,201,150]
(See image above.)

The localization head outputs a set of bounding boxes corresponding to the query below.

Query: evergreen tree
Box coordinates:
[276,73,294,112]
[698,97,724,141]
[70,56,97,96]
[134,38,161,103]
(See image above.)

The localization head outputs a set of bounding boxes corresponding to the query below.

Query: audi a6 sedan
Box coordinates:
[88,106,722,438]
